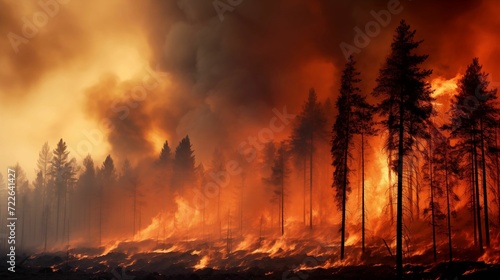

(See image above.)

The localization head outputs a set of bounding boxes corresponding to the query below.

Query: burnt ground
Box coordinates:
[0,259,499,280]
[0,253,500,280]
[0,240,499,280]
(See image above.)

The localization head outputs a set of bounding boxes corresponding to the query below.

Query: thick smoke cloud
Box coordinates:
[1,0,499,173]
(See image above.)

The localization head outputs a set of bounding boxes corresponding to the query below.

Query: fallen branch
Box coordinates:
[383,239,393,257]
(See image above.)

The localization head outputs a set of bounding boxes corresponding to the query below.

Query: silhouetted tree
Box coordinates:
[50,139,76,243]
[265,141,290,235]
[98,155,116,245]
[36,142,52,251]
[119,159,139,239]
[291,88,327,229]
[332,57,375,258]
[372,20,434,279]
[159,140,172,165]
[446,58,498,251]
[439,139,460,263]
[422,125,446,262]
[77,155,96,240]
[211,147,226,237]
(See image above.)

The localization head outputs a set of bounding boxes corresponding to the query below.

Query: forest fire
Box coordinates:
[1,0,500,279]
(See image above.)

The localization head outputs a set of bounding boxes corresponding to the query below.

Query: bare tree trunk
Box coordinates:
[389,149,394,225]
[471,153,477,246]
[408,156,414,220]
[62,186,67,248]
[310,132,313,230]
[473,130,483,253]
[99,183,103,246]
[416,168,421,220]
[56,186,61,243]
[480,121,490,248]
[303,158,306,226]
[429,136,437,263]
[44,205,49,252]
[340,108,350,260]
[444,141,453,263]
[396,101,405,280]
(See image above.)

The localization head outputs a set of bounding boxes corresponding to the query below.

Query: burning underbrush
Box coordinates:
[3,232,499,280]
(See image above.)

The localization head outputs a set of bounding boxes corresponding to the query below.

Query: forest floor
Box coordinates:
[0,240,499,279]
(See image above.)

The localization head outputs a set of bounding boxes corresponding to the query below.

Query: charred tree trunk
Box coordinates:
[310,132,313,230]
[303,158,306,226]
[444,141,453,263]
[340,120,349,260]
[389,149,394,225]
[471,152,477,246]
[56,185,61,243]
[473,130,484,253]
[44,205,49,252]
[99,183,103,246]
[409,157,414,220]
[416,168,421,220]
[396,100,405,280]
[429,136,437,263]
[480,120,490,248]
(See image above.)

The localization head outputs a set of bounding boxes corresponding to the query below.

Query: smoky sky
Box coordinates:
[1,0,499,171]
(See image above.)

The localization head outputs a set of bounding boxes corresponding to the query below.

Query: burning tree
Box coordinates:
[372,20,434,279]
[264,141,290,236]
[290,88,327,230]
[446,58,499,251]
[331,56,374,259]
[172,136,196,194]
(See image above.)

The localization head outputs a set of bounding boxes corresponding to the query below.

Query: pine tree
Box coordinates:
[78,155,96,240]
[50,139,76,244]
[119,159,139,239]
[36,142,52,250]
[265,141,290,235]
[98,155,116,245]
[291,89,327,229]
[441,139,460,263]
[372,20,434,279]
[446,58,499,251]
[332,56,375,259]
[159,140,172,165]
